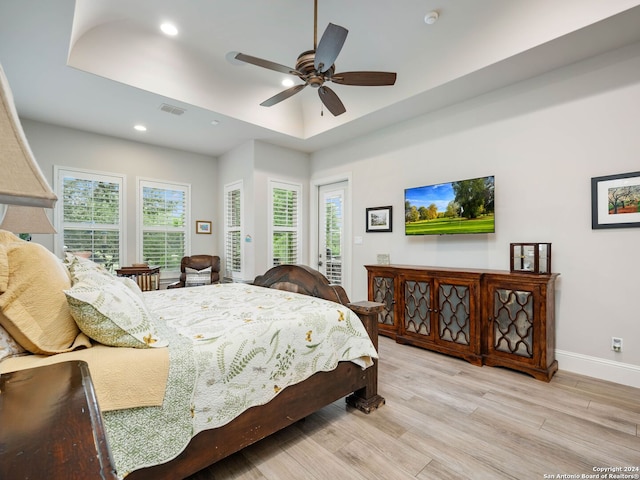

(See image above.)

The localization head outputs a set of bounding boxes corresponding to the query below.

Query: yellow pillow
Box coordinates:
[0,229,21,245]
[0,240,89,354]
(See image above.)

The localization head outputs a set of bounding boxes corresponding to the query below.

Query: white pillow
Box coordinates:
[64,252,115,286]
[185,266,212,287]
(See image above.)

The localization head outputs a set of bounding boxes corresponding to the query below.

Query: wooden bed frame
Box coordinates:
[126,264,385,479]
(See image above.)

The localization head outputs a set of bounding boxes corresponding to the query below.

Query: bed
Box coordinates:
[0,232,384,479]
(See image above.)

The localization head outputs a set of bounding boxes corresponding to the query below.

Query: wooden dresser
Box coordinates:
[366,264,559,381]
[0,361,117,480]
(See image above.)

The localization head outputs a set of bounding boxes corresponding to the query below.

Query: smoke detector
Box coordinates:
[424,11,439,25]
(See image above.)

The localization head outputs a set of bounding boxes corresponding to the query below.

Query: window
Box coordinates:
[323,189,344,285]
[224,181,243,279]
[269,180,301,267]
[138,179,190,274]
[54,166,124,272]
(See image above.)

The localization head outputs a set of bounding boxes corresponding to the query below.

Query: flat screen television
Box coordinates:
[405,175,495,235]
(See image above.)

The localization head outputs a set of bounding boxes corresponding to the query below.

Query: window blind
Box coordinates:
[56,168,124,272]
[270,182,301,267]
[324,194,343,285]
[139,180,189,273]
[224,182,243,277]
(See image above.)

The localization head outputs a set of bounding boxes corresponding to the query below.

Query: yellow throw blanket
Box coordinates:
[0,343,169,411]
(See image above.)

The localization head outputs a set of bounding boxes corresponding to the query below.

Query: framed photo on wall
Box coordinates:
[366,206,392,232]
[196,220,212,234]
[591,171,640,229]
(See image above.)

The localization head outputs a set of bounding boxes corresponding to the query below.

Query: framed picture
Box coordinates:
[196,220,212,234]
[366,206,393,232]
[591,171,640,229]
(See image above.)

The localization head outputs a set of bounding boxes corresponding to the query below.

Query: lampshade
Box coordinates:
[0,205,56,234]
[0,63,57,208]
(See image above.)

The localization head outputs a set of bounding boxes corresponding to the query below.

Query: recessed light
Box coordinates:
[160,23,178,36]
[282,78,295,88]
[210,120,220,126]
[134,125,147,132]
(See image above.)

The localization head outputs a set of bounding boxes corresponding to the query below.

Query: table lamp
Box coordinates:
[1,62,58,238]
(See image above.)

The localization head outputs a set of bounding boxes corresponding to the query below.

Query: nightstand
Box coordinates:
[116,265,161,291]
[0,361,117,480]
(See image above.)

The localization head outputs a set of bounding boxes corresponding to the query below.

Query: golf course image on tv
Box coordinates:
[405,175,495,235]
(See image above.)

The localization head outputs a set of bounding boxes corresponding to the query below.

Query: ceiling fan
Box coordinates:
[234,0,397,116]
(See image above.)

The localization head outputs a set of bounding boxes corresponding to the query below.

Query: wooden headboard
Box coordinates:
[253,264,350,305]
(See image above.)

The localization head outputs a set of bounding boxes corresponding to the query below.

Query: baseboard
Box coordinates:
[556,349,640,389]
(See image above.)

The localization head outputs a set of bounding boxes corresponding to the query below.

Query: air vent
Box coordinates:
[159,103,186,116]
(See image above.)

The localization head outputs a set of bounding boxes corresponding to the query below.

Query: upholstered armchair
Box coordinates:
[166,255,221,289]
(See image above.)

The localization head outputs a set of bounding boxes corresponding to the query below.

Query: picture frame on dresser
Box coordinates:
[591,171,640,229]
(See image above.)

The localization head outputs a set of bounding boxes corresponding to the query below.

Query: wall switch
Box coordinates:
[611,337,623,352]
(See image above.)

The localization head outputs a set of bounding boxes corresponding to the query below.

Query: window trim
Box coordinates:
[136,177,191,278]
[53,165,126,263]
[268,178,302,268]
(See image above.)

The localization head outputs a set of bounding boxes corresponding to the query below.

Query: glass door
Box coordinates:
[318,182,347,285]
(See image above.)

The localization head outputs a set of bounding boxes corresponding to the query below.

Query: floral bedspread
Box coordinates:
[103,283,378,478]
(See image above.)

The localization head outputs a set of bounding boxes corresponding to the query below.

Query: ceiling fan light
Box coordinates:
[234,1,396,116]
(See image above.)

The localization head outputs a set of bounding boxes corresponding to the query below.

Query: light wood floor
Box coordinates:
[188,336,640,480]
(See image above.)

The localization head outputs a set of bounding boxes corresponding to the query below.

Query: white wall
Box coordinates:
[216,140,310,281]
[254,141,310,271]
[311,42,640,387]
[217,141,256,280]
[20,120,218,272]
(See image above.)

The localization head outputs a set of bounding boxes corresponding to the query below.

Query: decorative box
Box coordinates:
[510,243,551,274]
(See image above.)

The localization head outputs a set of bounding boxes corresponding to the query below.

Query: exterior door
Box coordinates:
[318,182,347,285]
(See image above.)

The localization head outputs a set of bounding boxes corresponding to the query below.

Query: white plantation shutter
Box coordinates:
[324,192,343,285]
[139,179,189,273]
[269,180,301,267]
[55,167,124,272]
[224,181,243,278]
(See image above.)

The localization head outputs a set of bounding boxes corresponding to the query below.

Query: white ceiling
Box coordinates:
[1,0,640,157]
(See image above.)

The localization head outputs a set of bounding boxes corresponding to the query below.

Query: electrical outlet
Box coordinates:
[611,337,623,352]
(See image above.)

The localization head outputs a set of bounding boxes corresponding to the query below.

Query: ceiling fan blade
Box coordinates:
[235,53,300,76]
[260,84,307,107]
[314,23,348,73]
[331,71,397,86]
[318,86,346,116]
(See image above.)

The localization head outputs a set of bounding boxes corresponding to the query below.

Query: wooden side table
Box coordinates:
[116,265,161,291]
[0,361,117,480]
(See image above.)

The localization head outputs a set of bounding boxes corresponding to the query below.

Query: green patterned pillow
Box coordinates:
[65,276,167,349]
[0,323,26,362]
[63,252,114,286]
